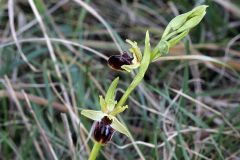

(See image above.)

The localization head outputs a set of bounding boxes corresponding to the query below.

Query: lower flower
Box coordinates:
[93,116,115,144]
[81,77,130,142]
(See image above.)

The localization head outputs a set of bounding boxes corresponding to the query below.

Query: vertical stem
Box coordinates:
[116,69,146,107]
[88,142,102,160]
[117,31,151,107]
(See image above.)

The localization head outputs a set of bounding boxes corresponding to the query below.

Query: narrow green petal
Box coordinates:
[110,117,130,137]
[110,105,128,116]
[99,95,107,113]
[107,99,117,112]
[121,63,140,72]
[81,110,106,121]
[105,77,119,104]
[126,39,142,62]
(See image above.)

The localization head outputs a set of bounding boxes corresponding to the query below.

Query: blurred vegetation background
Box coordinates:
[0,0,240,159]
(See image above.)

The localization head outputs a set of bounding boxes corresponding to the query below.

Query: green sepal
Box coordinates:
[81,110,106,121]
[126,39,142,62]
[177,15,204,33]
[162,13,189,39]
[121,39,142,72]
[105,77,119,103]
[168,30,189,47]
[109,116,131,137]
[139,30,151,75]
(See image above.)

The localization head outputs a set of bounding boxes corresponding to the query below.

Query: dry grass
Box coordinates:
[0,0,240,159]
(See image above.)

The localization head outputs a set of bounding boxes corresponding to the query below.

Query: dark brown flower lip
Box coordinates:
[101,116,113,125]
[107,52,133,71]
[93,116,115,144]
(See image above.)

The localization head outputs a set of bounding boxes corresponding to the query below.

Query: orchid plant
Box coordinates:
[81,5,208,160]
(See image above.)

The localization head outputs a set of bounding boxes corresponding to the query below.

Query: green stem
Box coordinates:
[88,142,102,160]
[116,66,148,107]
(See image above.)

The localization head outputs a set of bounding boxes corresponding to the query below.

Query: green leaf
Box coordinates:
[81,110,106,121]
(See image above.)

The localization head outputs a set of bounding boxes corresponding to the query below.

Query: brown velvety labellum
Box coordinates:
[93,116,115,144]
[108,52,133,71]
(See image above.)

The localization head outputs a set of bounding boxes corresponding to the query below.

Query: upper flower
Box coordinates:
[107,52,134,71]
[108,40,142,72]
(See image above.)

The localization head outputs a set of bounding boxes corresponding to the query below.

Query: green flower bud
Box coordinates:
[168,30,189,47]
[151,5,207,61]
[162,5,208,41]
[158,40,170,56]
